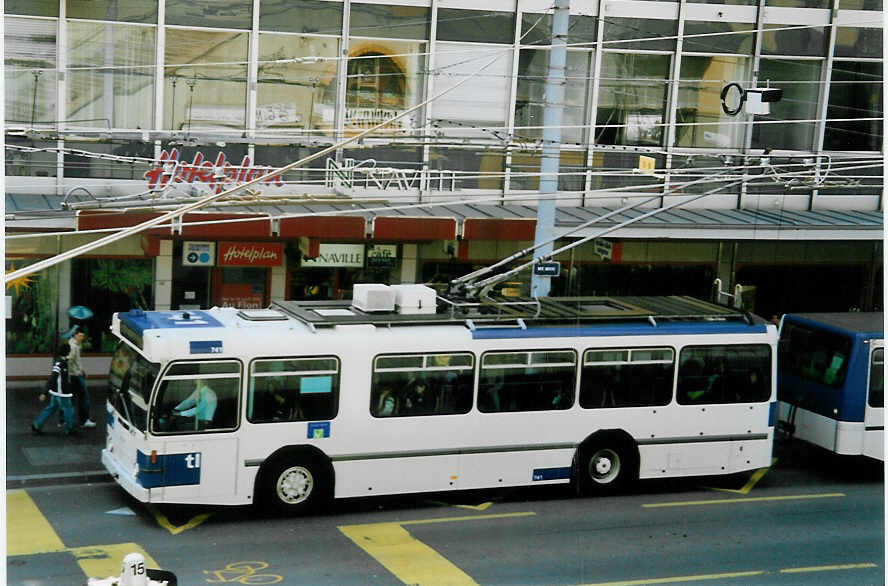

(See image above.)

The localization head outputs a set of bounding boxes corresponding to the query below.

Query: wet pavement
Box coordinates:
[5,379,110,489]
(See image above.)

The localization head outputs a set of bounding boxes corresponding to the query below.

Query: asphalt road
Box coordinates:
[6,439,885,586]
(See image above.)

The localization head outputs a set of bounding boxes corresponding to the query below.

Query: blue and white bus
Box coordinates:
[776,312,884,461]
[102,286,777,513]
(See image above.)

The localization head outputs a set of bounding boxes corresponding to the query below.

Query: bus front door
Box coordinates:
[864,343,884,460]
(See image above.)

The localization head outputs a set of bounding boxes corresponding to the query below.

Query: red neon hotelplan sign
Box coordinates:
[144,149,284,193]
[218,242,284,266]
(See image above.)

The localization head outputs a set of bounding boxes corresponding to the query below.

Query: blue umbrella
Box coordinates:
[67,306,93,320]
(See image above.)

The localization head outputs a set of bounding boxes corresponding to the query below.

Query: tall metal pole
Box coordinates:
[530,0,569,298]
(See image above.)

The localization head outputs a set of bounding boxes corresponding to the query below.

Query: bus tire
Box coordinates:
[260,454,330,515]
[576,436,638,496]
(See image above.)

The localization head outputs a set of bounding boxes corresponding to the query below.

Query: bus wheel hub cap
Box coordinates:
[278,466,313,504]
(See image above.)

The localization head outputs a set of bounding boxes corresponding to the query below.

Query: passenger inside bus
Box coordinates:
[402,379,439,415]
[253,379,301,422]
[375,387,399,416]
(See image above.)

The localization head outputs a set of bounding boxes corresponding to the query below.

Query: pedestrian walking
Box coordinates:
[32,343,78,435]
[68,326,96,428]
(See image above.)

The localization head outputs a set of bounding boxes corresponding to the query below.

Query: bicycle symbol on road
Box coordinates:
[204,561,283,584]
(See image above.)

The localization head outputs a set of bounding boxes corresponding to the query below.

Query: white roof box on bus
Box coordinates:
[352,284,396,312]
[391,284,437,315]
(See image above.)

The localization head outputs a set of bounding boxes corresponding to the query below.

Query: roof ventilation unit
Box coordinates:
[391,284,437,315]
[352,284,396,313]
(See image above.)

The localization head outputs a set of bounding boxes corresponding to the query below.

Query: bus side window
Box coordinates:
[869,348,884,408]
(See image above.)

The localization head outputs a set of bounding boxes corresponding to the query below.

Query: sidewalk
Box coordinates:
[5,379,110,489]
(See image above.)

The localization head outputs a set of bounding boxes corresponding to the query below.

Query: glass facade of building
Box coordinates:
[4,0,882,190]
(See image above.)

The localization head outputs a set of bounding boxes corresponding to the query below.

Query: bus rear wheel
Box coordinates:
[261,457,329,515]
[577,440,637,495]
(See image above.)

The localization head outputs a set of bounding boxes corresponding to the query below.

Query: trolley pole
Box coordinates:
[530,0,569,298]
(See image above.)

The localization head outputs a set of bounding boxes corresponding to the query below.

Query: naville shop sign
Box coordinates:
[218,242,283,267]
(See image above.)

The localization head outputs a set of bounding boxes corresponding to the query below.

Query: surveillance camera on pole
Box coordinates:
[720,82,783,116]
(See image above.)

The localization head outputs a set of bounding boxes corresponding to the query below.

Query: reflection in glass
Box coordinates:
[437,9,515,44]
[682,21,754,55]
[6,0,58,16]
[824,62,883,151]
[5,18,57,126]
[430,43,511,138]
[258,33,339,136]
[676,55,749,148]
[350,3,429,40]
[520,13,597,46]
[5,138,59,177]
[66,0,157,24]
[761,24,828,57]
[259,0,343,35]
[345,40,426,134]
[164,29,248,131]
[515,49,591,145]
[166,0,252,29]
[509,150,586,192]
[596,53,670,146]
[752,59,820,151]
[834,27,883,59]
[604,17,677,52]
[67,22,155,130]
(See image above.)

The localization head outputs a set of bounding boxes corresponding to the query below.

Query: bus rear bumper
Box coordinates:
[102,448,150,502]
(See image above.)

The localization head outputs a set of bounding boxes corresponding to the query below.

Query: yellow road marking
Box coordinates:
[400,511,535,526]
[643,492,844,508]
[455,502,493,511]
[580,570,765,585]
[70,543,160,580]
[340,512,534,585]
[780,562,879,574]
[6,490,66,555]
[707,458,778,495]
[147,504,214,535]
[340,522,477,586]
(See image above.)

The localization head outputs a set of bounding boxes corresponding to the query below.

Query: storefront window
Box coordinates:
[346,40,426,135]
[71,258,153,352]
[604,17,677,52]
[834,27,883,59]
[428,148,505,190]
[166,0,252,29]
[587,150,665,192]
[5,261,59,355]
[838,0,882,8]
[751,59,821,151]
[259,0,343,35]
[5,18,57,127]
[676,55,749,149]
[596,53,670,146]
[5,138,58,177]
[765,0,829,7]
[761,24,828,57]
[520,13,597,47]
[437,9,515,44]
[430,42,511,138]
[669,153,742,195]
[515,49,591,145]
[824,61,883,151]
[254,144,327,187]
[173,240,212,309]
[258,33,339,136]
[682,21,755,55]
[164,29,248,131]
[350,3,429,40]
[67,21,155,130]
[67,0,157,23]
[509,150,587,192]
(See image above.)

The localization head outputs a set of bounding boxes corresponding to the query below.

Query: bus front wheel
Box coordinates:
[261,457,329,515]
[577,439,637,495]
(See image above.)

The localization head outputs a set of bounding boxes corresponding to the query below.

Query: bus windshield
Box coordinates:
[108,341,160,432]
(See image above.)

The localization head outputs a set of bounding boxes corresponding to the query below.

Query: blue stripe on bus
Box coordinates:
[769,401,777,427]
[120,309,224,336]
[532,467,572,481]
[136,450,202,489]
[471,322,768,340]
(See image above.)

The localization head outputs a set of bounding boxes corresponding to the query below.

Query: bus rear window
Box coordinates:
[779,322,853,388]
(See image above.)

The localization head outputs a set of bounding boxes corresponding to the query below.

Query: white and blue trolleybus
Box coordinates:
[102,285,778,513]
[776,312,883,460]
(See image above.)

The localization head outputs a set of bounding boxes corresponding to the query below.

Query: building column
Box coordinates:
[270,253,287,302]
[154,240,173,310]
[400,244,418,284]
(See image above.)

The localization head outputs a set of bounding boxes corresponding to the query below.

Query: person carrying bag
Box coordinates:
[32,343,77,435]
